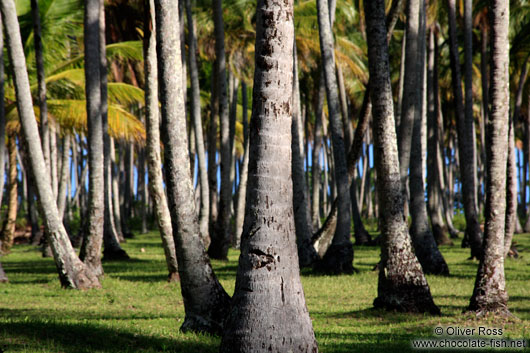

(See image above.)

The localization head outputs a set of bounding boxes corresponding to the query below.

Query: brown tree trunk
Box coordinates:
[0,134,17,254]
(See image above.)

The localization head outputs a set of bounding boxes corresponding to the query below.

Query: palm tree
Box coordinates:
[79,0,105,278]
[143,0,179,282]
[219,0,318,348]
[154,0,230,333]
[363,0,439,314]
[467,0,510,317]
[1,0,100,289]
[314,0,353,274]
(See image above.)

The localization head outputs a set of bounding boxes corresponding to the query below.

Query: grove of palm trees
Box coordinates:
[0,0,528,352]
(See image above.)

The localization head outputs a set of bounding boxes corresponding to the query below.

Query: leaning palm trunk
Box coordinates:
[219,0,318,348]
[364,0,439,314]
[1,0,99,289]
[79,0,105,278]
[0,134,17,254]
[315,0,353,274]
[467,0,510,316]
[154,0,230,333]
[144,0,179,282]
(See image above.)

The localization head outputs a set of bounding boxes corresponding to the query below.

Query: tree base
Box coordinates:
[465,304,511,319]
[180,314,223,336]
[313,242,354,274]
[373,286,440,315]
[103,248,130,261]
[354,228,374,246]
[167,271,180,282]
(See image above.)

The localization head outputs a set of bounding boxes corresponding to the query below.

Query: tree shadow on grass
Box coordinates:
[316,331,417,353]
[0,319,217,353]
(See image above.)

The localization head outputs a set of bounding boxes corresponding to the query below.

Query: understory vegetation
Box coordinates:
[0,229,528,353]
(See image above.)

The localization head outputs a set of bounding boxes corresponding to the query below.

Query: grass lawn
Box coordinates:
[0,230,528,352]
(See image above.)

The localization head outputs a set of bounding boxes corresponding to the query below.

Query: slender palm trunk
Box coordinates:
[364,0,439,314]
[0,134,17,254]
[233,81,249,249]
[144,0,179,281]
[185,0,209,243]
[447,0,483,259]
[208,0,232,260]
[154,0,230,333]
[79,0,105,278]
[311,74,324,230]
[1,0,99,289]
[57,134,71,218]
[315,0,353,273]
[292,42,319,267]
[30,0,50,185]
[467,0,510,316]
[0,13,6,211]
[219,0,318,347]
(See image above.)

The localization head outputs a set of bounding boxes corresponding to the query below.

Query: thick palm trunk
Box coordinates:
[208,0,232,260]
[292,42,319,267]
[364,0,439,314]
[1,0,99,289]
[0,134,17,254]
[315,0,353,274]
[467,0,509,316]
[185,0,209,243]
[447,0,483,259]
[219,0,318,348]
[79,0,105,278]
[154,0,230,333]
[144,0,179,281]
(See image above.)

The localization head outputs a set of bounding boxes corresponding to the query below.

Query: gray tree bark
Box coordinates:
[185,0,209,243]
[0,13,6,211]
[144,0,179,281]
[233,81,249,249]
[364,0,439,314]
[79,0,105,278]
[467,0,510,316]
[154,0,230,333]
[292,42,319,267]
[219,0,318,347]
[1,0,100,289]
[57,134,71,218]
[208,0,232,260]
[447,0,483,259]
[315,0,353,274]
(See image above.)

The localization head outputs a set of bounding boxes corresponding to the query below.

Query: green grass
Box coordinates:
[0,231,529,352]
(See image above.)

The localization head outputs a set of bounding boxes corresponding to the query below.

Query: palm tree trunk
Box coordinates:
[311,73,324,230]
[57,134,71,218]
[292,42,319,267]
[0,134,17,254]
[99,2,129,260]
[154,0,230,333]
[467,0,509,316]
[219,0,318,347]
[110,138,124,240]
[144,0,178,281]
[79,0,105,278]
[30,0,50,185]
[364,0,439,314]
[185,0,209,244]
[315,0,354,273]
[447,0,483,259]
[1,0,100,289]
[0,14,6,211]
[233,81,249,249]
[208,0,232,260]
